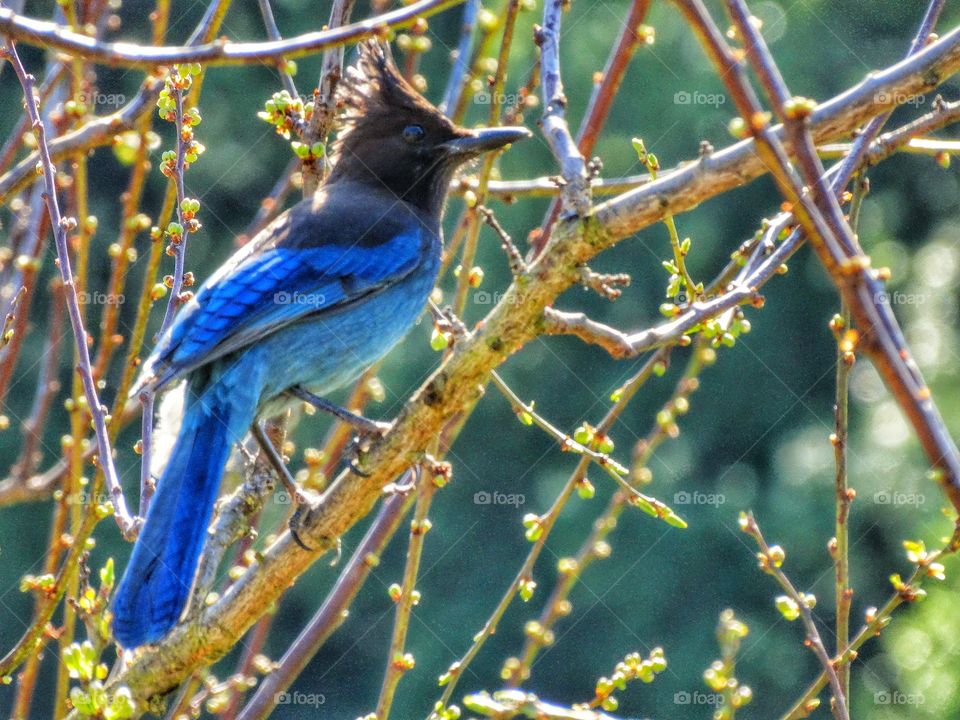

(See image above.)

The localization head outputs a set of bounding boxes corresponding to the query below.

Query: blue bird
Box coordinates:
[112,41,529,648]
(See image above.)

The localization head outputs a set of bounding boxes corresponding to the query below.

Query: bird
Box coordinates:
[111,40,529,648]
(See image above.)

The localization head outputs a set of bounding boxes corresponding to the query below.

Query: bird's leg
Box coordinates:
[250,421,319,551]
[249,421,304,502]
[287,386,391,477]
[288,386,390,435]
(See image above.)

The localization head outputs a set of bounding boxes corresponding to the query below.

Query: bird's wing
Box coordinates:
[141,206,427,392]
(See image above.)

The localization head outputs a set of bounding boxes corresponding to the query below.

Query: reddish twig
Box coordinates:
[2,40,136,538]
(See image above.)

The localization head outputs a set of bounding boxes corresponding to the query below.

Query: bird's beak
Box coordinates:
[441,126,531,156]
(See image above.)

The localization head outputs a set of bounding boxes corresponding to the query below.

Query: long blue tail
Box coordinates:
[112,380,252,648]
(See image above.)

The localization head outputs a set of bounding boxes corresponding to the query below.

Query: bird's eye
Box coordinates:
[402,124,426,144]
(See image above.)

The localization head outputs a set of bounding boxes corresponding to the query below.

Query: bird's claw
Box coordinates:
[288,488,321,551]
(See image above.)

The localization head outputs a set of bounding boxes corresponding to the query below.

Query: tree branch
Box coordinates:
[2,40,137,538]
[0,0,464,68]
[537,0,590,218]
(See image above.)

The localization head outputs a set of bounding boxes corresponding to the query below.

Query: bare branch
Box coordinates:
[531,0,650,254]
[537,0,590,217]
[594,24,960,240]
[0,0,464,69]
[301,0,357,195]
[2,41,137,538]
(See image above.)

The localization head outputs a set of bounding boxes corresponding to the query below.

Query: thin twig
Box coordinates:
[301,0,356,196]
[740,512,848,720]
[537,0,590,218]
[2,40,136,538]
[478,205,526,275]
[440,0,480,113]
[376,469,435,719]
[531,0,650,254]
[256,0,299,98]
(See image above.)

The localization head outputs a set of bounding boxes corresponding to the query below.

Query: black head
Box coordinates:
[328,41,529,217]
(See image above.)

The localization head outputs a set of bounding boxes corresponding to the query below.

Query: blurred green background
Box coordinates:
[1,0,960,717]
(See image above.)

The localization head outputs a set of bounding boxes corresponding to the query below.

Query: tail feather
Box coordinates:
[112,382,249,648]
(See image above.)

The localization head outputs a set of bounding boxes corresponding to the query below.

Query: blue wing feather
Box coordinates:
[147,226,425,389]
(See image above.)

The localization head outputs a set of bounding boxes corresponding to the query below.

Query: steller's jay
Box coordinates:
[112,41,529,648]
